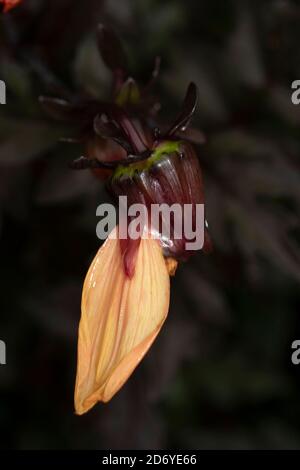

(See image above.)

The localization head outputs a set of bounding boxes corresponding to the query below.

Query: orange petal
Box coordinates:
[74,227,170,414]
[1,0,22,13]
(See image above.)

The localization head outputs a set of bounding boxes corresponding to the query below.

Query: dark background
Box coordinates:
[0,0,300,449]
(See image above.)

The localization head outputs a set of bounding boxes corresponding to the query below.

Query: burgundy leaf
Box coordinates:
[97,24,127,73]
[166,82,198,136]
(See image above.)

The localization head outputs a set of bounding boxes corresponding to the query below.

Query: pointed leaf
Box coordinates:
[166,82,198,136]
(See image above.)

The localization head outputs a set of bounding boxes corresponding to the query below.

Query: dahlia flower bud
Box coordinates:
[72,82,211,413]
[40,25,211,414]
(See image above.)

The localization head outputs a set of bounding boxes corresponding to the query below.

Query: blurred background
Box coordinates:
[0,0,300,450]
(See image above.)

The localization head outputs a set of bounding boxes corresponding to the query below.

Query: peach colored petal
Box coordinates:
[74,227,170,414]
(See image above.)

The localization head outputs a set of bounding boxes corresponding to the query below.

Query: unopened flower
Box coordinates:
[41,25,211,414]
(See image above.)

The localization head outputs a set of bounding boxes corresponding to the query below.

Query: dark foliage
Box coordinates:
[0,0,299,449]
